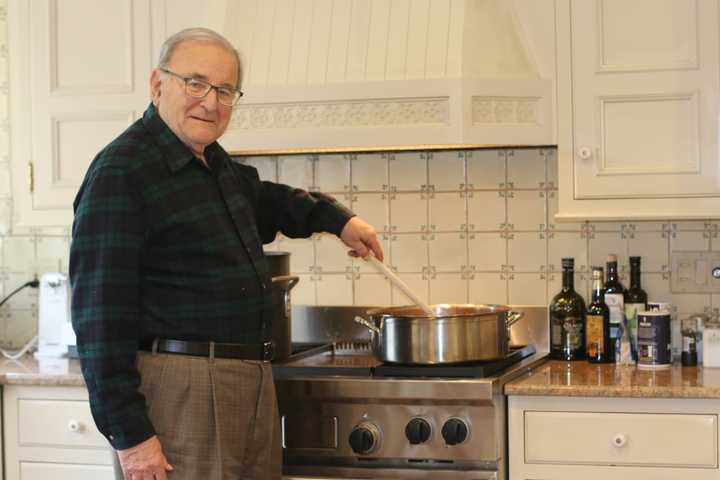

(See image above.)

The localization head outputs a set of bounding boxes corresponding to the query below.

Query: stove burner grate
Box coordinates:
[372,344,536,378]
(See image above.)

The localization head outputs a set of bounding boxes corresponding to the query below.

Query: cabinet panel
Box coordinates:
[525,410,717,467]
[571,0,719,200]
[51,0,133,93]
[556,0,720,219]
[20,461,113,480]
[510,396,720,480]
[18,399,107,449]
[9,0,153,227]
[599,0,697,71]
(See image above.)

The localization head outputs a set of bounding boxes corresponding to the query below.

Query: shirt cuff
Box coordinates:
[104,415,156,450]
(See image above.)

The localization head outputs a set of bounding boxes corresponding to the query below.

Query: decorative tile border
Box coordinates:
[471,96,540,124]
[229,97,450,130]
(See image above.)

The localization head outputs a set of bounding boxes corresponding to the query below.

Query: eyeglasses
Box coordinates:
[159,68,243,106]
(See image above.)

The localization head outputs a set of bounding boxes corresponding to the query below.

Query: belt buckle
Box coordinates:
[262,341,275,361]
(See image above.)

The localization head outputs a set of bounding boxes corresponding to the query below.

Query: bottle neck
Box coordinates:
[630,264,641,289]
[562,269,575,292]
[591,277,603,302]
[607,262,619,282]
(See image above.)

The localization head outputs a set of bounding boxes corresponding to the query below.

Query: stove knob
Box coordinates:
[441,418,469,446]
[405,418,431,445]
[349,423,380,455]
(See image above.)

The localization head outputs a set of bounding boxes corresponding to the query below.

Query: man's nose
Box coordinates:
[201,87,219,109]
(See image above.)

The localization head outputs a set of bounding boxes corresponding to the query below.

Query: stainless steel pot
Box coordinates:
[265,252,299,362]
[354,304,524,364]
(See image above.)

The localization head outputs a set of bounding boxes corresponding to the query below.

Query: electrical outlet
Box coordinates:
[671,251,720,293]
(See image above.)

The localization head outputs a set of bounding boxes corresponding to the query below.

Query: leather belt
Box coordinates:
[139,338,274,361]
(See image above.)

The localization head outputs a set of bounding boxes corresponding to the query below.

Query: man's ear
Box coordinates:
[150,69,162,106]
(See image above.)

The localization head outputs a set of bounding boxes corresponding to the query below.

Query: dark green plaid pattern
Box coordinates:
[70,103,352,450]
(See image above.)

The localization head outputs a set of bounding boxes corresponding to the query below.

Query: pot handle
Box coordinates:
[354,316,380,334]
[271,275,299,291]
[506,310,524,328]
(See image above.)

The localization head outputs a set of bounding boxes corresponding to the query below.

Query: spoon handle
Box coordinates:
[365,255,434,316]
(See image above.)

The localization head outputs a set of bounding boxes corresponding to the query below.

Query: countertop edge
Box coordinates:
[1,372,87,387]
[504,384,720,399]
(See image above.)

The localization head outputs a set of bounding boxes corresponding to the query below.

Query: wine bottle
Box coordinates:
[624,256,647,361]
[604,254,625,360]
[550,258,587,361]
[586,267,612,363]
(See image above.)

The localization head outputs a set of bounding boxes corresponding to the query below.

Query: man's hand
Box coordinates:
[340,216,384,261]
[117,435,173,480]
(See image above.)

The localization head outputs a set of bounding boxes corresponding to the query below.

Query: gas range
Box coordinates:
[272,306,549,480]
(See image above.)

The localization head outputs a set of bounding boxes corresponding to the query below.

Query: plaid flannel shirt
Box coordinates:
[69,103,353,449]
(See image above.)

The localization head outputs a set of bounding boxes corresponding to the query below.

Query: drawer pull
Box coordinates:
[68,420,82,433]
[612,433,627,448]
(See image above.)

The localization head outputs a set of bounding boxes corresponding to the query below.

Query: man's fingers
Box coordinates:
[367,237,384,261]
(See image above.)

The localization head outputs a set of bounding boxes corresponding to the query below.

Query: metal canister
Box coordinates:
[637,310,672,369]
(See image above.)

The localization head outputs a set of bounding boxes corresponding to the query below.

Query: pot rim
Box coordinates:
[366,303,511,319]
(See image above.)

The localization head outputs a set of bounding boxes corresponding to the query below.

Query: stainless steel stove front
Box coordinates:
[276,376,509,479]
[277,305,550,480]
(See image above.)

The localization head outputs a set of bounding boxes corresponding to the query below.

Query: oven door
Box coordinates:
[283,466,498,479]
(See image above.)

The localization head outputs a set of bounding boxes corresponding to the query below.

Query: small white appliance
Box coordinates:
[36,273,76,358]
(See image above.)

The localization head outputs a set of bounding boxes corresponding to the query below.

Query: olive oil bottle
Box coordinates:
[550,258,587,360]
[624,256,647,361]
[586,267,612,363]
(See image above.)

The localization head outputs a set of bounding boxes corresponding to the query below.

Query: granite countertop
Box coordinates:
[0,355,86,386]
[505,359,720,399]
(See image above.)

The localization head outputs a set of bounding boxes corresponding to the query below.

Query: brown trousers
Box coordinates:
[113,351,282,480]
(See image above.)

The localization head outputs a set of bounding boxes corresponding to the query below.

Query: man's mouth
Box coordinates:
[190,116,215,124]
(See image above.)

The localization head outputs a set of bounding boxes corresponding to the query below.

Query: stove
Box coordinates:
[273,305,549,480]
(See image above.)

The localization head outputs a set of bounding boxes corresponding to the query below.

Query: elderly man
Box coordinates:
[70,28,382,480]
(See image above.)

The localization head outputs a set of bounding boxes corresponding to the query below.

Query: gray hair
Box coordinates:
[157,28,242,88]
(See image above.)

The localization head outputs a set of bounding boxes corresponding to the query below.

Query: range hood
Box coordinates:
[209,0,555,151]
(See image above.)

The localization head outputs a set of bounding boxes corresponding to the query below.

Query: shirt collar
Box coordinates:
[141,103,227,173]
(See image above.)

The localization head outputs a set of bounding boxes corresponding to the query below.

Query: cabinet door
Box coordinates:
[571,0,720,200]
[9,0,153,227]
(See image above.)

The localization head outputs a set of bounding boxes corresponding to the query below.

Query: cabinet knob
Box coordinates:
[612,433,627,447]
[577,146,593,160]
[68,419,82,433]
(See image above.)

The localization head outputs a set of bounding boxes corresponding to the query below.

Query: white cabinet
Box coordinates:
[8,0,153,228]
[556,0,720,220]
[3,385,114,480]
[509,395,720,479]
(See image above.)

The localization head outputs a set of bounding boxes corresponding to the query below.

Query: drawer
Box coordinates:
[18,399,108,448]
[21,461,114,480]
[525,411,717,468]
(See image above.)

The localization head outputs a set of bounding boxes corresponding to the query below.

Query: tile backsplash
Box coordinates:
[1,146,720,350]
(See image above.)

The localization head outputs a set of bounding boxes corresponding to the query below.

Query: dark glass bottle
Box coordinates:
[550,258,587,360]
[586,267,612,363]
[624,256,647,361]
[603,254,626,360]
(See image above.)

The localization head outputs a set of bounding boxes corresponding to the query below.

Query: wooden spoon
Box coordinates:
[364,254,435,317]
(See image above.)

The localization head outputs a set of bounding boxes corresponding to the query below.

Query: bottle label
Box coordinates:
[551,322,563,348]
[564,316,583,351]
[625,302,644,359]
[683,335,696,353]
[550,314,583,354]
[586,314,604,357]
[605,293,625,334]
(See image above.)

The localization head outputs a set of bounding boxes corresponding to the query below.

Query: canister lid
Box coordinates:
[638,310,671,317]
